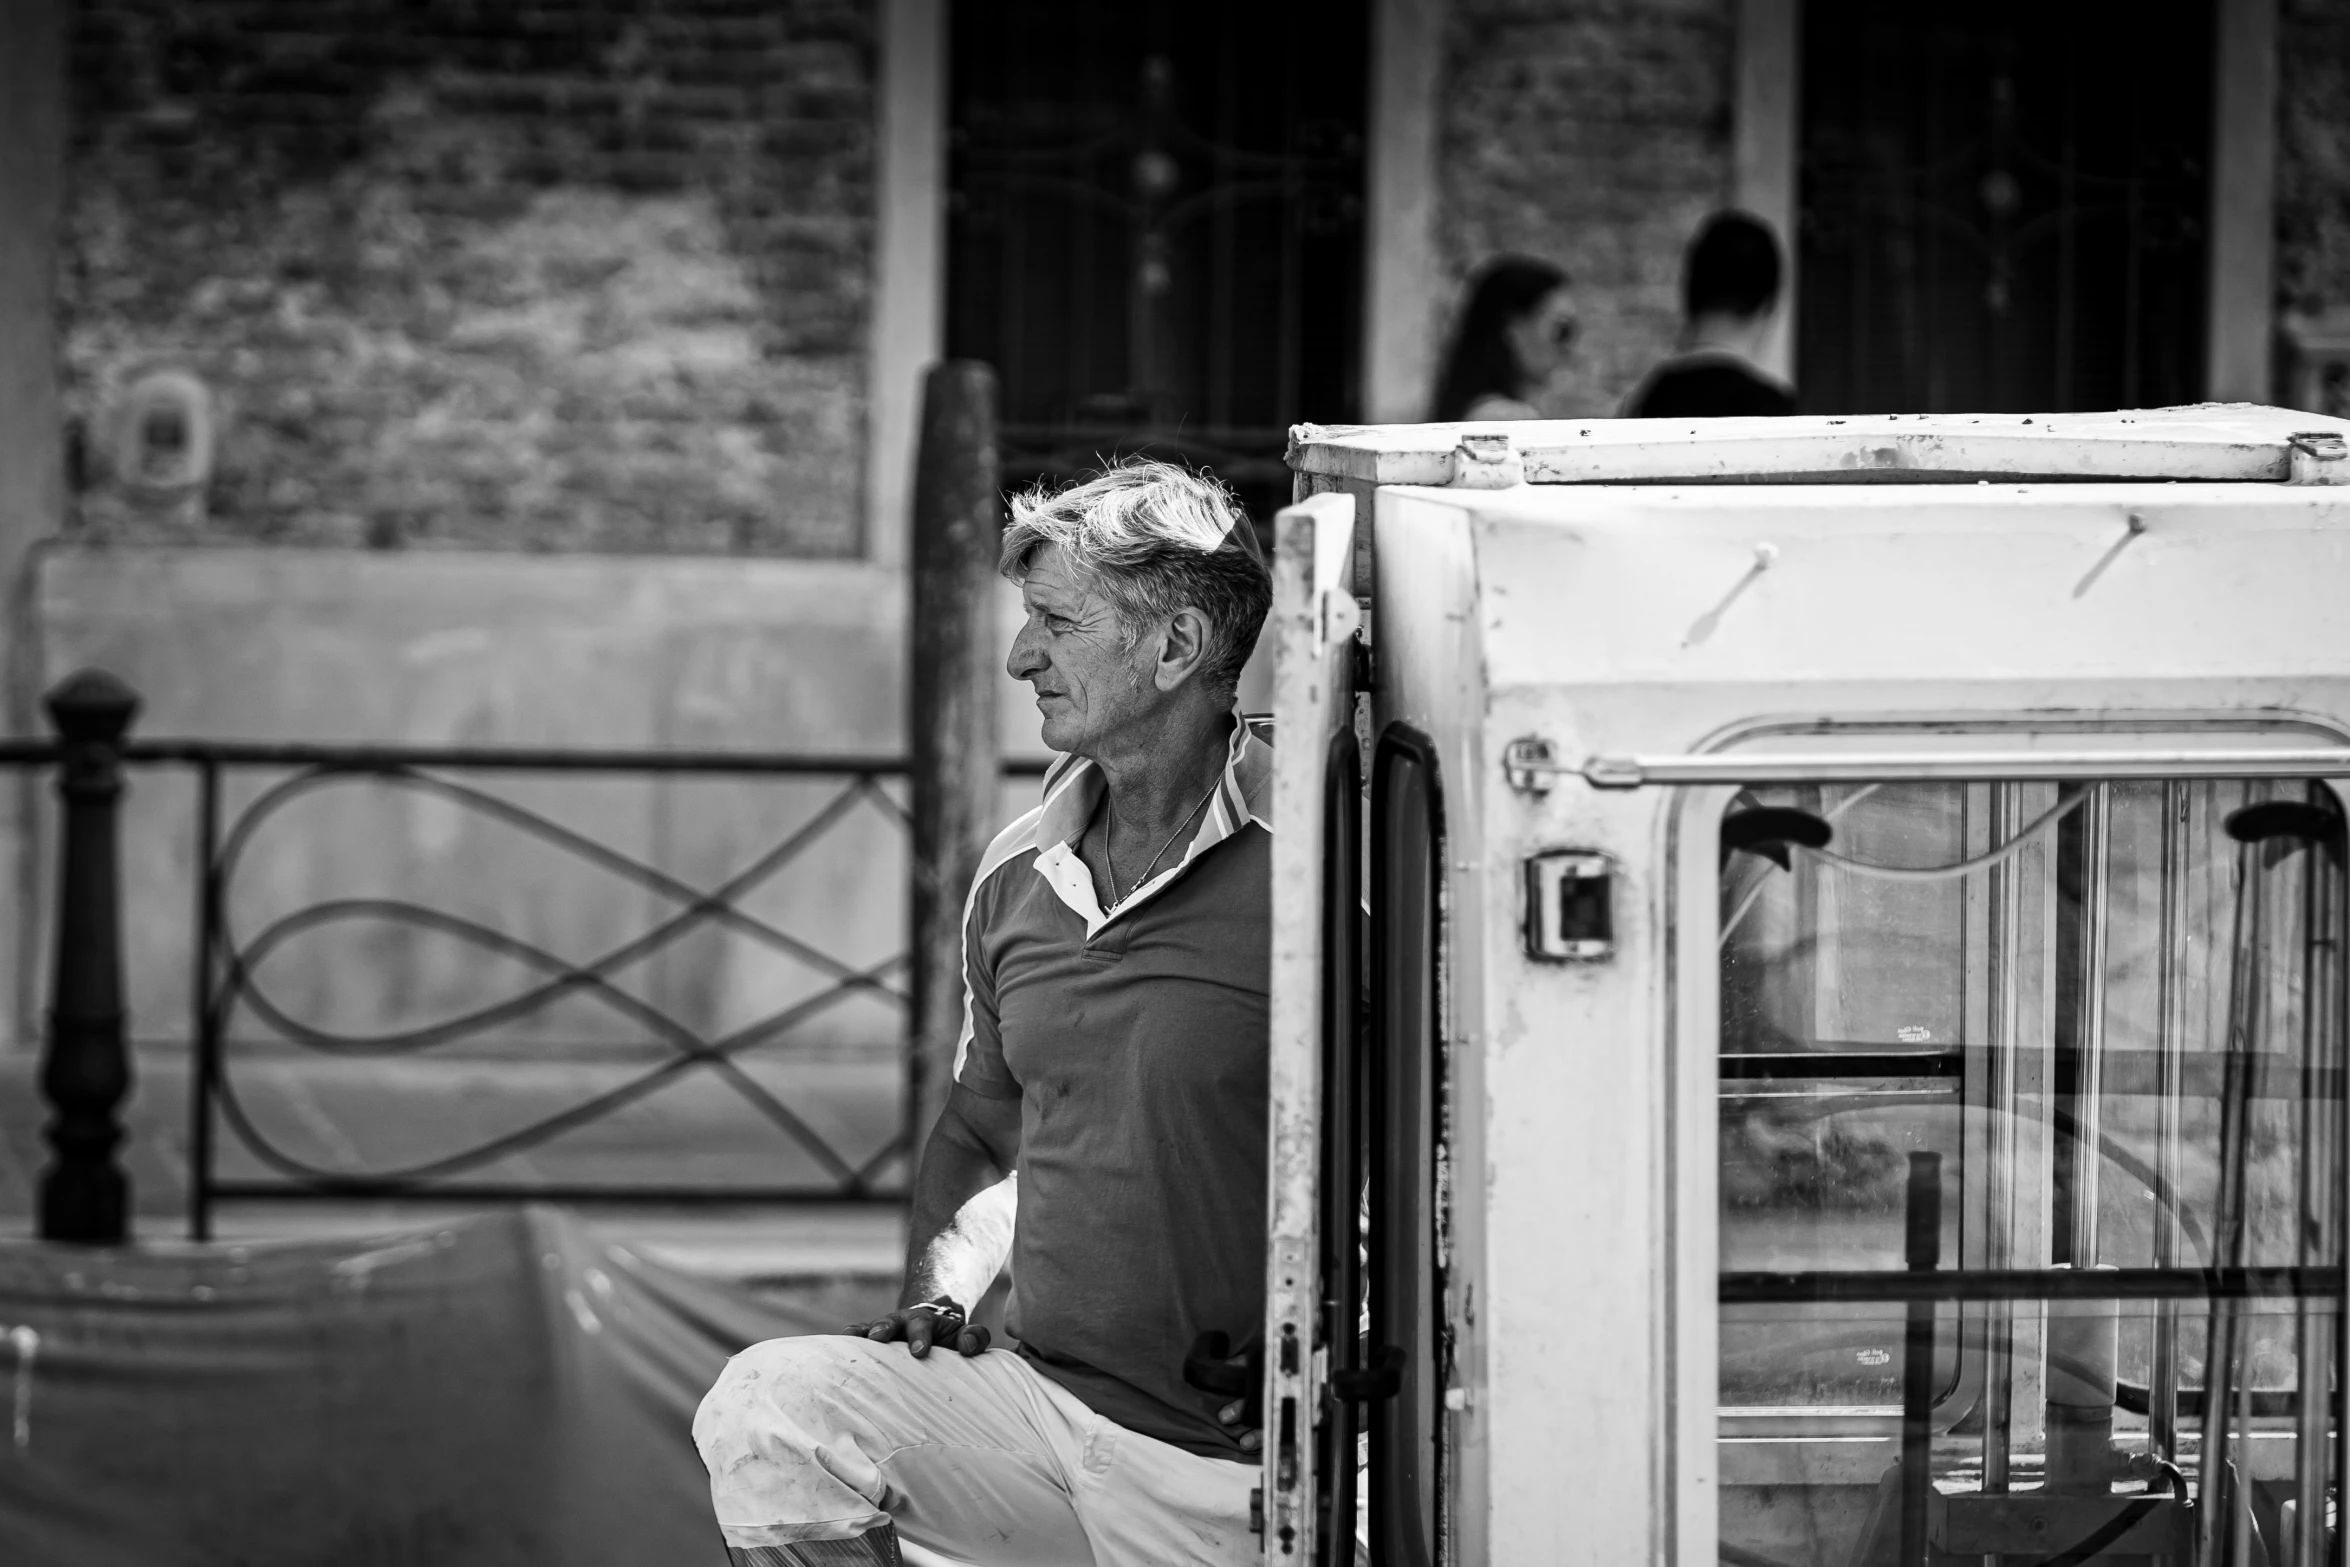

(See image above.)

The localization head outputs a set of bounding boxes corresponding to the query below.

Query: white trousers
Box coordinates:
[695,1336,1259,1567]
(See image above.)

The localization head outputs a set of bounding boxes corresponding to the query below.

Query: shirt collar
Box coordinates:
[1029,710,1273,937]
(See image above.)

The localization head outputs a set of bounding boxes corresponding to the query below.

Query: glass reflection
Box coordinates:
[1717,778,2345,1567]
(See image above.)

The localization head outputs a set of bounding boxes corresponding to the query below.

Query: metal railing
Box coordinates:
[5,671,1042,1241]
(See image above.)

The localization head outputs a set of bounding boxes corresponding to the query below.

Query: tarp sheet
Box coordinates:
[0,1206,823,1566]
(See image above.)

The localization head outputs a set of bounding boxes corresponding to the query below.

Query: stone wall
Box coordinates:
[1434,0,1738,419]
[62,0,874,554]
[2277,0,2350,323]
[60,0,2343,499]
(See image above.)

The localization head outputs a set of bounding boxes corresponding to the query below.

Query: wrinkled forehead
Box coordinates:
[1014,542,1097,605]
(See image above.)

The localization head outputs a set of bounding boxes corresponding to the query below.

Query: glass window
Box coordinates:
[1717,778,2346,1567]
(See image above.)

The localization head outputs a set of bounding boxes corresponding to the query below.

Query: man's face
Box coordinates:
[1007,543,1162,755]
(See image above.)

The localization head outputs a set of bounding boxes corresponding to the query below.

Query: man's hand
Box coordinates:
[1183,1331,1264,1454]
[1217,1397,1263,1454]
[846,1296,992,1360]
[891,1091,1019,1358]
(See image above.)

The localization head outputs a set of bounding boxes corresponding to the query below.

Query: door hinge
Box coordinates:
[1318,586,1361,646]
[1449,430,1525,488]
[2289,430,2349,484]
[1504,735,1563,793]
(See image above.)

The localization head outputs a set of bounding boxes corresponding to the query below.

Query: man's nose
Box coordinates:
[1007,622,1046,681]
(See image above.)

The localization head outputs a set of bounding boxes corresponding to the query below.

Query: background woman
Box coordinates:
[1430,256,1576,421]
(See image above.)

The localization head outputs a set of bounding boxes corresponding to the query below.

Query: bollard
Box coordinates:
[907,362,1002,1148]
[38,669,139,1243]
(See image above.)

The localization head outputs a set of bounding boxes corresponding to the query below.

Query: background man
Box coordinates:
[695,459,1275,1567]
[1623,209,1799,417]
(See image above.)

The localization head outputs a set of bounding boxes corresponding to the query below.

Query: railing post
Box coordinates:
[39,669,139,1243]
[908,362,1002,1151]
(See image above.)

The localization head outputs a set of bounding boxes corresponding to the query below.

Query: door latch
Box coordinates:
[1524,849,1615,961]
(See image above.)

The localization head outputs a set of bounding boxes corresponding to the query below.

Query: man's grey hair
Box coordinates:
[999,459,1272,702]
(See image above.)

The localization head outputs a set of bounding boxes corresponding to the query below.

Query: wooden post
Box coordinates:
[40,670,139,1243]
[907,362,1002,1152]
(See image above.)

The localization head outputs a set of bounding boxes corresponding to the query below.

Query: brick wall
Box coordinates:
[1435,0,1737,419]
[56,0,2348,545]
[63,0,873,554]
[1432,0,2350,418]
[2277,0,2350,323]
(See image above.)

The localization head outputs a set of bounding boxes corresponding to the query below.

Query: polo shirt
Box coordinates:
[953,714,1273,1460]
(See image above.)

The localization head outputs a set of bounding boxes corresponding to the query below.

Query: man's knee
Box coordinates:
[696,1335,879,1463]
[697,1336,910,1541]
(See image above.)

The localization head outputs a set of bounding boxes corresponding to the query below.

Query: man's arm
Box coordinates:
[845,1084,1021,1358]
[900,1084,1021,1309]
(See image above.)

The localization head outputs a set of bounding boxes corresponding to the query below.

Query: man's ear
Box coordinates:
[1153,606,1214,693]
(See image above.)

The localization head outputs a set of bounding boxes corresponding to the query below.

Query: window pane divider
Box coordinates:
[1587,749,2350,787]
[1722,1264,2345,1305]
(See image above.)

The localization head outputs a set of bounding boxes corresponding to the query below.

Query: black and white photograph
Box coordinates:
[2,0,2348,1563]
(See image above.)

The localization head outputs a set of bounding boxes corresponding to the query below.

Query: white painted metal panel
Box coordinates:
[1365,494,1520,1563]
[1264,492,1357,1565]
[1288,406,2350,1563]
[1288,404,2350,488]
[1448,483,2350,755]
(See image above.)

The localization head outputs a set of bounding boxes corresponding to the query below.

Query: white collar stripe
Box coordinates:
[1021,710,1272,936]
[950,805,1048,1082]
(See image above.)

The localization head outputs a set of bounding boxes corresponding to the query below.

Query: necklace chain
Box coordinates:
[1103,775,1221,907]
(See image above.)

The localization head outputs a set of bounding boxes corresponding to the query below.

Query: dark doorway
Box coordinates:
[1797,0,2213,414]
[946,0,1367,523]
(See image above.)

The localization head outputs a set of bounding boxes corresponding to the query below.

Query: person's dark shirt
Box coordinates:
[1625,353,1795,418]
[954,719,1273,1460]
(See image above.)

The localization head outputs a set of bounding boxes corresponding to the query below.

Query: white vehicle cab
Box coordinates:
[1257,407,2350,1566]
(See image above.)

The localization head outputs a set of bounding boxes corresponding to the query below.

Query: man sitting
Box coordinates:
[695,459,1274,1567]
[1623,209,1798,418]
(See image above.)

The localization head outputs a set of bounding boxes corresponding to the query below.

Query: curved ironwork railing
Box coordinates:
[1,733,1047,1239]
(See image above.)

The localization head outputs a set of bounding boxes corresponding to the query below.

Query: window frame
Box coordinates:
[1366,722,1446,1567]
[1662,717,2350,1563]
